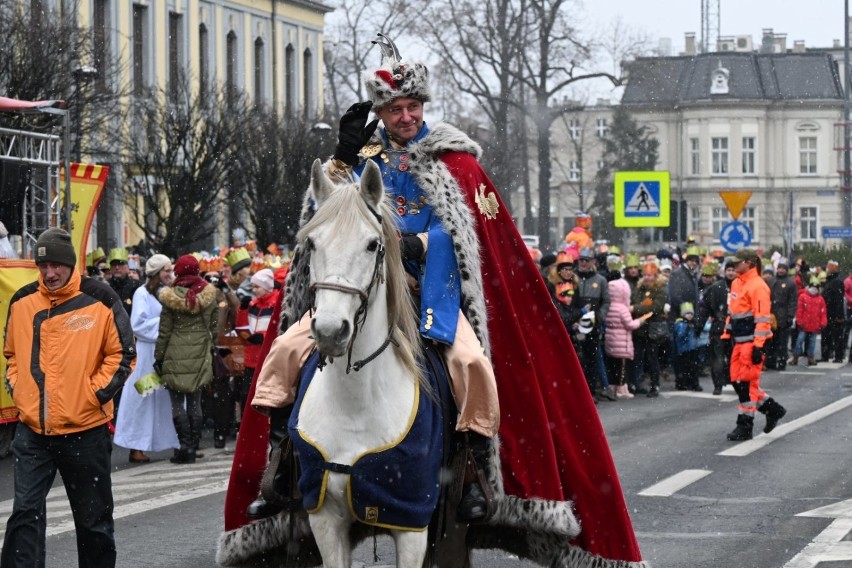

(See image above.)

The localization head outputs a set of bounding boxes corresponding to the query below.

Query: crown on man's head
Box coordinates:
[363,34,431,110]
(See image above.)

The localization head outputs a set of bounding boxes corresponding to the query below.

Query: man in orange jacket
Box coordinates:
[724,248,787,441]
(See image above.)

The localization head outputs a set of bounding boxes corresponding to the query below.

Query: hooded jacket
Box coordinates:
[796,288,827,333]
[4,270,135,435]
[605,278,643,359]
[155,283,218,392]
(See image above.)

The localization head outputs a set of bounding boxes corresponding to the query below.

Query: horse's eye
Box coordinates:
[366,239,379,253]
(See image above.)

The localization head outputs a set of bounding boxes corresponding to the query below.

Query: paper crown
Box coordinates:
[701,262,718,276]
[625,253,641,268]
[108,247,129,264]
[684,246,702,258]
[86,247,106,266]
[199,257,224,273]
[556,250,576,267]
[363,34,431,110]
[225,248,251,271]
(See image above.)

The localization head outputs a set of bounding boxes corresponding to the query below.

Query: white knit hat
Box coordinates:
[145,254,171,276]
[250,268,275,291]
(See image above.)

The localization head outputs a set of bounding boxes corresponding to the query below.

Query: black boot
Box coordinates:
[759,398,787,434]
[246,406,293,520]
[170,448,196,464]
[726,414,754,441]
[456,432,492,523]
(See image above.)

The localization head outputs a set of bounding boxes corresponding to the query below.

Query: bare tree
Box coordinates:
[323,0,414,118]
[122,75,244,257]
[236,107,336,249]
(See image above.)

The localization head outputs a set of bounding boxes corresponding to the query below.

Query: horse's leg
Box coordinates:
[391,529,429,568]
[308,505,352,568]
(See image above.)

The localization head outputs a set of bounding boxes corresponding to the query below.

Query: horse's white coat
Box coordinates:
[298,160,428,568]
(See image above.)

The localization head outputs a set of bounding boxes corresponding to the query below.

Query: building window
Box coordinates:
[285,43,295,116]
[711,137,728,175]
[595,117,608,137]
[568,119,581,140]
[690,137,700,175]
[199,24,209,106]
[303,47,313,116]
[254,37,264,105]
[568,160,580,181]
[800,206,818,241]
[742,136,756,175]
[226,31,238,105]
[132,4,147,96]
[799,136,817,174]
[168,13,182,100]
[690,206,700,233]
[92,0,108,91]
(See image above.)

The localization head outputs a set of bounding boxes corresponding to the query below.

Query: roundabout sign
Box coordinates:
[719,220,752,252]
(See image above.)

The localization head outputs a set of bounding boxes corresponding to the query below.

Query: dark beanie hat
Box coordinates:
[35,228,76,267]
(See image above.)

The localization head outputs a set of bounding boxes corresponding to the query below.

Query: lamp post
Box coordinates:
[71,65,98,163]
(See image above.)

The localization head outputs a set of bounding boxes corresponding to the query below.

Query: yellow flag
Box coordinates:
[0,259,39,422]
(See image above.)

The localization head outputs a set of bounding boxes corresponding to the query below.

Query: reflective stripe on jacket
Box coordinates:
[725,267,773,347]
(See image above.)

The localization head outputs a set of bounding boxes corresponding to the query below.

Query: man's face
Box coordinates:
[724,266,737,281]
[577,257,595,271]
[375,97,424,145]
[111,262,129,279]
[39,262,72,291]
[701,273,715,284]
[685,257,699,270]
[734,261,750,276]
[776,266,788,278]
[98,263,111,280]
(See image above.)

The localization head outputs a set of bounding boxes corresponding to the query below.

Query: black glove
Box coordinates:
[751,345,765,365]
[215,277,230,293]
[400,235,425,261]
[333,102,380,166]
[246,333,264,345]
[239,295,251,310]
[153,360,163,376]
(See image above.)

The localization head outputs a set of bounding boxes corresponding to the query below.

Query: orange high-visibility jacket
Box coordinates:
[724,266,773,347]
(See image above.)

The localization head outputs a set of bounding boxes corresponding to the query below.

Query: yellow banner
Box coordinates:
[0,259,39,422]
[60,163,110,271]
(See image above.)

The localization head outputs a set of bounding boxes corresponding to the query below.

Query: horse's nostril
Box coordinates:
[335,320,350,344]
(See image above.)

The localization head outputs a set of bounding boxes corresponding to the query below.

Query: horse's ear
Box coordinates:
[360,160,384,208]
[310,159,336,206]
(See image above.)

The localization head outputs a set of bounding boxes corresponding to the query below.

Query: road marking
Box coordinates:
[779,371,824,376]
[784,499,852,567]
[718,394,852,457]
[638,469,712,497]
[661,391,739,402]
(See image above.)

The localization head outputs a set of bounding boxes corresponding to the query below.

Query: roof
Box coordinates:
[622,52,843,106]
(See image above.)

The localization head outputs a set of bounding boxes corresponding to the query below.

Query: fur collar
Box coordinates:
[158,283,217,313]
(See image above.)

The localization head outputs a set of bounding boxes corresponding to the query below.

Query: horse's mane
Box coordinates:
[297,183,424,382]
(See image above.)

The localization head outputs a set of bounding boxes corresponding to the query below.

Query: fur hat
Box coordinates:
[250,268,275,291]
[174,254,200,278]
[363,34,431,110]
[827,260,840,273]
[145,254,171,277]
[35,228,76,267]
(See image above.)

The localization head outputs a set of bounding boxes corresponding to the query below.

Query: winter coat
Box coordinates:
[4,270,135,435]
[770,274,798,328]
[155,283,219,393]
[575,269,610,326]
[605,279,643,359]
[697,277,730,338]
[796,289,827,333]
[823,273,846,323]
[239,290,280,368]
[668,265,699,318]
[110,275,143,315]
[631,276,668,339]
[674,319,699,355]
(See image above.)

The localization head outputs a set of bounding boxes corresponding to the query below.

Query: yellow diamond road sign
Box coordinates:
[718,191,753,221]
[614,171,671,228]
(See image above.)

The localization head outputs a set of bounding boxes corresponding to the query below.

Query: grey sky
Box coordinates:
[585,0,846,54]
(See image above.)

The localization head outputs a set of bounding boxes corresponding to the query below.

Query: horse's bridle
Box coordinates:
[309,203,396,373]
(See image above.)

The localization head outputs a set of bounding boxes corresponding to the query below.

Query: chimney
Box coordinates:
[834,39,842,48]
[793,40,805,53]
[760,28,774,53]
[774,33,787,53]
[685,32,696,55]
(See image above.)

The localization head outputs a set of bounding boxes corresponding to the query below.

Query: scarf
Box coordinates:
[172,275,207,309]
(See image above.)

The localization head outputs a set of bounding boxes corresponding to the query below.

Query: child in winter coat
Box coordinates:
[605,278,652,398]
[673,302,702,391]
[792,277,827,366]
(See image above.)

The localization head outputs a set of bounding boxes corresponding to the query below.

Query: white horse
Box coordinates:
[294,159,435,567]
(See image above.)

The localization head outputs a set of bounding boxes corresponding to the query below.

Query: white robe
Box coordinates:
[113,285,179,452]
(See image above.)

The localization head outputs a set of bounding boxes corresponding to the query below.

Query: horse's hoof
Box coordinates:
[246,496,286,520]
[456,482,488,523]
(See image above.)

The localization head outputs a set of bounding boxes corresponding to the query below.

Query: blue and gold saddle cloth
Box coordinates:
[289,350,445,530]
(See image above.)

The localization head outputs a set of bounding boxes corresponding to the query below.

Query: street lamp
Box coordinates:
[71,65,98,163]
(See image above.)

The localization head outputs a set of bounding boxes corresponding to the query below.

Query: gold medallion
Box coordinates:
[361,143,383,158]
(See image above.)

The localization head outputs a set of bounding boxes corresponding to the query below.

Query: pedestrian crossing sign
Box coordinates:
[614,171,670,227]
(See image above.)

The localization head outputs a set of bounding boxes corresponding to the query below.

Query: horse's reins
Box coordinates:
[310,202,398,374]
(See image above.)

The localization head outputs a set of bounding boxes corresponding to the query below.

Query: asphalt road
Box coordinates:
[1,359,851,567]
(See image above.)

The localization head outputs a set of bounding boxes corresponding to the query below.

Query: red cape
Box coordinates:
[223,155,642,563]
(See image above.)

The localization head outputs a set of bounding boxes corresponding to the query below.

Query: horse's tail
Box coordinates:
[215,512,316,567]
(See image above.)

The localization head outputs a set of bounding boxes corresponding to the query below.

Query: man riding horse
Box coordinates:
[219,34,646,567]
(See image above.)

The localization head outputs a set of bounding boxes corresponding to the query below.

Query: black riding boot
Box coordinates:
[726,414,754,441]
[456,432,492,523]
[246,405,293,520]
[759,398,787,434]
[170,413,197,464]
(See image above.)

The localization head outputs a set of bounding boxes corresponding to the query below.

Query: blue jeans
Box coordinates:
[796,331,817,358]
[0,424,115,568]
